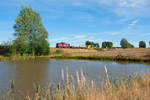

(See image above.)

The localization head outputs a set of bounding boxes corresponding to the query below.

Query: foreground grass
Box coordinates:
[1,67,150,100]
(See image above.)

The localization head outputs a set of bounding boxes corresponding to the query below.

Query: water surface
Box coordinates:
[0,59,150,92]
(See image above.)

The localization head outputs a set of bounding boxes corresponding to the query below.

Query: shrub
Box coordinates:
[0,45,14,57]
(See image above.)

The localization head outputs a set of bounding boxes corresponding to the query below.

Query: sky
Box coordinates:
[0,0,150,47]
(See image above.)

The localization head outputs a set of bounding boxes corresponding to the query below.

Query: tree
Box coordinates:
[85,41,91,47]
[102,42,107,48]
[85,41,99,48]
[13,38,29,55]
[139,41,146,48]
[13,7,49,56]
[107,42,113,48]
[120,38,134,48]
[94,43,100,48]
[102,41,113,48]
[120,38,128,48]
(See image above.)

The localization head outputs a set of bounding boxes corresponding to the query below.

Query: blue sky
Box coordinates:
[0,0,150,47]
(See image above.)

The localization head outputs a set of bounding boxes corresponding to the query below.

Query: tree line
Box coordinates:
[85,38,147,49]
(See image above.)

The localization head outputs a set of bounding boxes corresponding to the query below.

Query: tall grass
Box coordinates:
[1,66,150,100]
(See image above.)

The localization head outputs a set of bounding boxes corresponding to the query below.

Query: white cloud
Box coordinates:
[75,35,86,39]
[128,19,139,29]
[97,0,150,18]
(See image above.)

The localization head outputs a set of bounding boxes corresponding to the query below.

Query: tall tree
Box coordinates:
[120,38,134,48]
[13,7,49,55]
[120,38,128,48]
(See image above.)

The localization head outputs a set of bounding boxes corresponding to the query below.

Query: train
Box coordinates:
[56,42,86,49]
[56,42,71,48]
[56,42,103,50]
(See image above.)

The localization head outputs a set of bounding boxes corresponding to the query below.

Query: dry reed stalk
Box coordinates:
[10,80,15,91]
[61,69,64,82]
[104,66,111,88]
[80,69,86,89]
[70,74,75,90]
[66,67,69,84]
[10,80,15,100]
[35,85,40,100]
[76,70,80,89]
[25,96,32,100]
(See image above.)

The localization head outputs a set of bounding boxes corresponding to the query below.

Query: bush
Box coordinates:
[0,45,14,57]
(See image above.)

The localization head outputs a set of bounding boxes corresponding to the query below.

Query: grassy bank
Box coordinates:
[51,56,150,62]
[1,54,150,62]
[2,67,150,100]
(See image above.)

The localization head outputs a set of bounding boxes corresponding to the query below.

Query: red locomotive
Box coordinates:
[56,42,87,49]
[56,42,71,48]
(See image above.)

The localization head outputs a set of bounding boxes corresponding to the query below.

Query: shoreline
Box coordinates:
[51,56,150,62]
[1,55,150,63]
[0,55,49,61]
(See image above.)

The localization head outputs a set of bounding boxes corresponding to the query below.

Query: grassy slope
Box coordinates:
[50,48,150,62]
[50,48,150,58]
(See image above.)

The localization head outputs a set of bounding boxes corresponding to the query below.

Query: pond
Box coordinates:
[0,59,150,93]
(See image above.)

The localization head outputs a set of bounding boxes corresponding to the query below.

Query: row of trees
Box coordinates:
[85,41,113,48]
[85,39,147,49]
[120,39,146,48]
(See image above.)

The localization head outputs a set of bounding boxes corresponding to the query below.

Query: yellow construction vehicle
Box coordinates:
[87,45,94,49]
